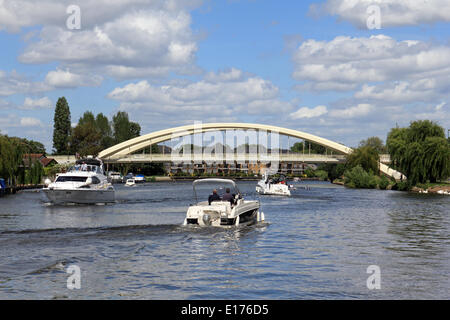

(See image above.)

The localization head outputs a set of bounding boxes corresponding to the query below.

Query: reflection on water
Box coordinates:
[0,181,449,299]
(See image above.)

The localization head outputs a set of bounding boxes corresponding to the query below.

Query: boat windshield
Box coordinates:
[55,176,88,183]
[70,164,102,174]
[192,179,240,204]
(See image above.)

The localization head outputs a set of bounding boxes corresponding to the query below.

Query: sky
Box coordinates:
[0,0,449,153]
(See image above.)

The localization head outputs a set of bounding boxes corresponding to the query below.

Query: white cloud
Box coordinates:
[313,0,450,28]
[0,70,52,96]
[329,103,374,118]
[20,97,52,110]
[45,69,102,88]
[107,68,296,124]
[292,35,450,107]
[15,2,200,81]
[20,117,44,127]
[290,105,328,119]
[0,0,203,32]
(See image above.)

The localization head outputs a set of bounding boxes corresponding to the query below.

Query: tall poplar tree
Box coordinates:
[52,97,72,155]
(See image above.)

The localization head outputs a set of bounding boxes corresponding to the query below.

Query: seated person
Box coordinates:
[208,189,221,205]
[221,188,234,205]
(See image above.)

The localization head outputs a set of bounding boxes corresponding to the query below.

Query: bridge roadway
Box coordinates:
[102,153,392,164]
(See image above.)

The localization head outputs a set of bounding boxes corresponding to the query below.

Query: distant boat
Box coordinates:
[125,179,136,187]
[134,174,145,183]
[256,172,291,196]
[108,171,123,184]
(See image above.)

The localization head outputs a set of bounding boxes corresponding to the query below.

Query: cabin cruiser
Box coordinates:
[184,179,264,227]
[125,178,136,186]
[43,157,115,204]
[108,171,123,184]
[256,172,291,196]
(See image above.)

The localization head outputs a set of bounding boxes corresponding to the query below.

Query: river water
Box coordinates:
[0,181,449,299]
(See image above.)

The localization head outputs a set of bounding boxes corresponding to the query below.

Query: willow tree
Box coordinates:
[387,120,450,185]
[0,135,25,186]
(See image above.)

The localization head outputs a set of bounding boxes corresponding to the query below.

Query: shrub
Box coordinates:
[314,170,328,180]
[304,168,315,178]
[344,165,377,189]
[378,175,390,190]
[392,181,412,191]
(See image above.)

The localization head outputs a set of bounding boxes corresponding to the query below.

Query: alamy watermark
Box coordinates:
[169,121,281,174]
[366,5,381,30]
[366,265,381,290]
[66,264,81,290]
[66,5,81,30]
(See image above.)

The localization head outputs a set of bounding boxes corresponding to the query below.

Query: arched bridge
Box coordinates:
[98,123,404,179]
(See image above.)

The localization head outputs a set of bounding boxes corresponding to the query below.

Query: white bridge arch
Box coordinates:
[98,122,403,179]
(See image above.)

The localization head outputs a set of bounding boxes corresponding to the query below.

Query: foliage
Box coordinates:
[391,181,412,191]
[28,159,44,185]
[0,134,26,186]
[318,163,346,182]
[387,120,450,185]
[8,137,46,154]
[314,170,328,180]
[70,111,119,156]
[359,136,387,154]
[112,111,141,144]
[346,145,379,174]
[96,113,115,149]
[52,97,72,155]
[71,119,102,157]
[344,165,377,189]
[290,141,327,154]
[378,175,390,190]
[304,168,315,178]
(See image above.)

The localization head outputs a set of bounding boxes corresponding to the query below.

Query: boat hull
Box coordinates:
[185,200,261,227]
[256,184,291,196]
[43,188,115,204]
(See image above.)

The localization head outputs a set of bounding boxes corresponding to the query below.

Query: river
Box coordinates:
[0,181,449,299]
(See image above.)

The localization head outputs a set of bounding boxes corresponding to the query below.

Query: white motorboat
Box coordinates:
[184,178,264,227]
[256,172,291,196]
[125,178,136,186]
[43,157,115,204]
[108,171,123,184]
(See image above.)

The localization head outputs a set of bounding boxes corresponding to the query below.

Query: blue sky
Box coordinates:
[0,0,449,152]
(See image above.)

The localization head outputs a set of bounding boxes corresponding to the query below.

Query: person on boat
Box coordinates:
[81,162,87,171]
[222,188,234,205]
[208,189,221,205]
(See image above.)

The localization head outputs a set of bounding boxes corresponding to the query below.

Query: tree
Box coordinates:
[359,136,387,153]
[71,122,102,157]
[53,97,71,155]
[318,163,346,182]
[0,134,26,186]
[387,120,450,185]
[346,145,380,174]
[290,141,326,154]
[112,111,141,144]
[9,137,46,154]
[70,111,102,157]
[96,113,114,149]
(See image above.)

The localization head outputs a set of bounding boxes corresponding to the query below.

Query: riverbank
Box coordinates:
[0,184,44,195]
[150,176,325,182]
[412,184,450,195]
